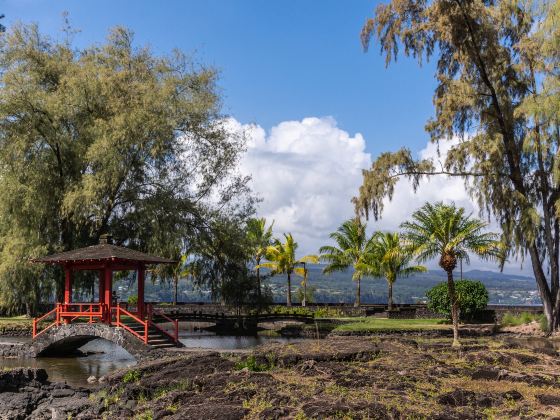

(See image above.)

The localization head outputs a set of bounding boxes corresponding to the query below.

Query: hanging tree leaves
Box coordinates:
[0,23,253,312]
[356,0,560,331]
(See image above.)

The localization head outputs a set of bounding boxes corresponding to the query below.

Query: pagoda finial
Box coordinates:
[99,233,113,245]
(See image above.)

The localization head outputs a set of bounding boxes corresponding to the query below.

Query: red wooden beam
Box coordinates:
[64,267,72,304]
[98,269,105,305]
[137,264,145,320]
[104,266,112,324]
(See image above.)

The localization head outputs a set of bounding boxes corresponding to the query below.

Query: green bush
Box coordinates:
[127,295,138,305]
[426,279,488,321]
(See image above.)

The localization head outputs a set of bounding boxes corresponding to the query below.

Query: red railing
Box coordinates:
[32,305,60,338]
[32,303,106,338]
[60,303,104,323]
[147,304,179,344]
[32,302,179,347]
[115,305,149,344]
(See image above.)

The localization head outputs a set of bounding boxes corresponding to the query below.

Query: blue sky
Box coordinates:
[2,0,436,156]
[2,1,528,275]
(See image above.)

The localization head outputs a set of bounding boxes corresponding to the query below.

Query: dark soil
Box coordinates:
[2,336,560,419]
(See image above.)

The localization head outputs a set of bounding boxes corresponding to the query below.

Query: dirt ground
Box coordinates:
[86,336,560,419]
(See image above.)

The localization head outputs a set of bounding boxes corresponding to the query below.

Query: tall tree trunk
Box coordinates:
[529,244,557,332]
[446,270,460,347]
[388,281,393,311]
[256,267,261,299]
[354,278,361,307]
[302,275,307,307]
[287,273,292,307]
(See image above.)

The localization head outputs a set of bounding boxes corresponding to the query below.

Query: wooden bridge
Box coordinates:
[153,310,315,324]
[33,303,181,350]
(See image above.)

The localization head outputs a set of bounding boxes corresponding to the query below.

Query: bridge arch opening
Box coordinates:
[31,324,150,359]
[36,337,136,361]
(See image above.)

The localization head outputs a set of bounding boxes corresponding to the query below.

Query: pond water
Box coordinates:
[504,336,560,351]
[0,339,136,387]
[179,332,303,350]
[0,333,303,386]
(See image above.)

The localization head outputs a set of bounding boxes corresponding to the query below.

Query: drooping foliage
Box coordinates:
[357,0,560,331]
[189,214,253,302]
[0,23,253,313]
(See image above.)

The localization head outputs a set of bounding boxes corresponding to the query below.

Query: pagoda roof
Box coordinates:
[32,243,175,266]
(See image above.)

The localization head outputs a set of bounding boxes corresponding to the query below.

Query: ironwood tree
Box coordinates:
[356,0,560,331]
[0,23,253,313]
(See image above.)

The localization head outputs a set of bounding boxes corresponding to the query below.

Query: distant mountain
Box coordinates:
[120,265,540,306]
[460,269,535,282]
[264,265,540,305]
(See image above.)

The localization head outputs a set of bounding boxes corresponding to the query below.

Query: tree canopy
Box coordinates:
[0,23,253,313]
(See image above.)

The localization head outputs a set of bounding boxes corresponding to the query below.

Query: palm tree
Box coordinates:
[360,232,426,311]
[294,256,319,306]
[246,218,274,297]
[320,218,373,307]
[259,233,317,306]
[401,202,502,347]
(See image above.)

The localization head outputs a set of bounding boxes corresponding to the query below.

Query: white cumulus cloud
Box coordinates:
[234,116,370,255]
[234,117,529,275]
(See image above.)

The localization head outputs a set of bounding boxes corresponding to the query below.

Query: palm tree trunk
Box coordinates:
[287,273,292,307]
[303,278,307,307]
[354,278,361,307]
[256,267,261,298]
[446,269,460,347]
[388,281,393,311]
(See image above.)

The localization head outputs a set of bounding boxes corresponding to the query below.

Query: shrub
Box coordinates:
[127,295,138,305]
[426,280,489,321]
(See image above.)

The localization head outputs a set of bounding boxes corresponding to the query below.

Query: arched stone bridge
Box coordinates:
[28,324,152,359]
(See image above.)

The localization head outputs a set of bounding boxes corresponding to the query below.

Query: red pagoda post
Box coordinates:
[104,266,112,324]
[137,264,145,319]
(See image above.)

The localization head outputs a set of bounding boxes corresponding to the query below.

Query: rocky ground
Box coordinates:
[1,336,560,419]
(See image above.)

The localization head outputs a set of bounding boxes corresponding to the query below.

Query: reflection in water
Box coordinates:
[504,337,560,351]
[0,339,136,387]
[179,332,303,350]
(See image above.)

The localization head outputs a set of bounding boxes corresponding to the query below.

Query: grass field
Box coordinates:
[332,317,449,333]
[0,315,32,327]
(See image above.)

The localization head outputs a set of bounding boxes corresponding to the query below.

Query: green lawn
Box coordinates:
[332,317,449,333]
[0,315,32,327]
